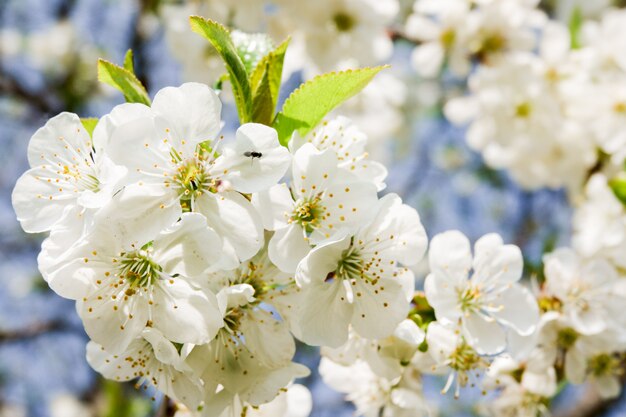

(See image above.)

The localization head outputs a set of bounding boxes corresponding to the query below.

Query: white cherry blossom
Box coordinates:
[12,112,124,234]
[99,83,290,264]
[295,193,427,347]
[543,248,626,335]
[47,213,224,354]
[290,116,388,191]
[253,143,379,273]
[425,231,539,355]
[424,322,489,398]
[87,328,204,410]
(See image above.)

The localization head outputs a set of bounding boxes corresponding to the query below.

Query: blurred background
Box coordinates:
[0,0,623,416]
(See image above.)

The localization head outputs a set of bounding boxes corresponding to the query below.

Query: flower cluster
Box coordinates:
[12,72,429,414]
[10,2,626,416]
[405,0,626,192]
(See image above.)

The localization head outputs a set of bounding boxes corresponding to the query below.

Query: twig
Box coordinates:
[0,320,67,342]
[0,74,58,115]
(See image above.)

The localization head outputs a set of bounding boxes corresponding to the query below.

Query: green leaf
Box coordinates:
[249,38,289,121]
[273,66,387,145]
[569,6,583,50]
[609,175,626,204]
[123,49,134,73]
[189,16,252,123]
[251,62,274,125]
[231,31,274,73]
[80,117,99,137]
[97,59,151,106]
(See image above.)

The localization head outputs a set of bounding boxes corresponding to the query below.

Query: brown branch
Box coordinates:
[0,74,58,114]
[0,320,67,342]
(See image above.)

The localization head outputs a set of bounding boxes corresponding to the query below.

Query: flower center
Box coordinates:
[118,250,162,289]
[172,157,217,205]
[589,353,619,377]
[60,163,100,192]
[291,197,324,233]
[458,285,482,312]
[515,102,532,118]
[336,248,363,280]
[440,28,456,49]
[333,11,356,32]
[556,327,579,349]
[614,101,626,114]
[449,340,483,372]
[475,31,506,61]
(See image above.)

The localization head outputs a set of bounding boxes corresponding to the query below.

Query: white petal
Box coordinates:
[212,123,291,193]
[269,224,313,274]
[594,375,621,399]
[463,313,506,355]
[564,347,586,384]
[312,180,378,244]
[359,193,428,266]
[92,102,153,156]
[151,279,223,345]
[425,322,457,362]
[217,284,256,313]
[443,96,478,125]
[411,43,445,78]
[95,182,181,248]
[153,212,224,276]
[428,230,472,287]
[239,309,295,368]
[195,191,263,262]
[292,143,338,198]
[12,168,76,233]
[295,233,351,286]
[351,277,410,340]
[521,366,557,397]
[26,112,92,168]
[251,183,293,230]
[152,82,222,148]
[490,284,539,336]
[298,280,352,347]
[80,294,149,354]
[424,272,462,324]
[472,234,523,286]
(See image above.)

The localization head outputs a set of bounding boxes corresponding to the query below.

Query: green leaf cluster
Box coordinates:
[95,18,386,147]
[97,50,151,106]
[189,16,386,145]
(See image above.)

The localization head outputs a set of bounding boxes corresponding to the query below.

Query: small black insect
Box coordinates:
[243,151,263,160]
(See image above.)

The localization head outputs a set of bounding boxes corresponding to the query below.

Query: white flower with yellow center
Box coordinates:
[87,328,204,411]
[426,322,490,399]
[425,231,539,355]
[187,281,309,416]
[97,82,290,265]
[294,193,427,347]
[405,0,471,78]
[45,213,223,354]
[12,112,124,235]
[290,116,388,191]
[543,248,626,335]
[253,143,379,273]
